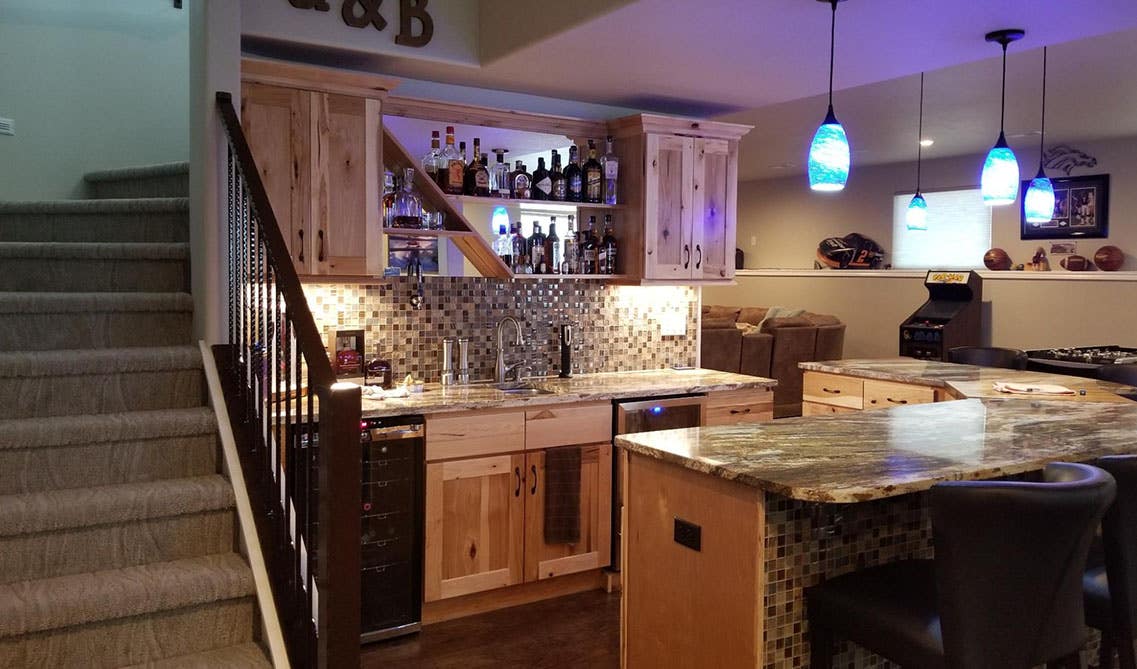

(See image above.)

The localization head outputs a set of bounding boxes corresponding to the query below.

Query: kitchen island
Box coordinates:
[616,360,1137,669]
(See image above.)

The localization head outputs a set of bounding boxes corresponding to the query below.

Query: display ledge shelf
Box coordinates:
[381,227,476,239]
[445,194,626,210]
[511,273,629,281]
[736,269,1137,282]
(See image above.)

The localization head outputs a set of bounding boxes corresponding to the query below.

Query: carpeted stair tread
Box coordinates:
[0,198,188,214]
[0,242,188,260]
[0,553,254,638]
[0,408,215,451]
[83,163,189,184]
[0,292,193,314]
[0,345,201,378]
[123,642,272,668]
[0,475,234,537]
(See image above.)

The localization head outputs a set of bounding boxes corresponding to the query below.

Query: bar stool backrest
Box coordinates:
[1097,364,1137,387]
[946,346,1028,370]
[931,462,1115,669]
[1096,456,1137,634]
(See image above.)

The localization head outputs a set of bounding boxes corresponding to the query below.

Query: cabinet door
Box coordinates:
[424,454,525,602]
[310,93,380,276]
[240,82,312,274]
[643,134,694,279]
[692,138,736,280]
[523,444,612,582]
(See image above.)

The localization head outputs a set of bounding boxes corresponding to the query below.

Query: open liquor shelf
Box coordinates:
[380,228,478,240]
[444,194,626,210]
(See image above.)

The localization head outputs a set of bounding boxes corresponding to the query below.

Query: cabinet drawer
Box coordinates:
[525,402,612,450]
[427,410,525,461]
[802,372,864,409]
[705,389,773,425]
[863,380,936,410]
[802,401,860,416]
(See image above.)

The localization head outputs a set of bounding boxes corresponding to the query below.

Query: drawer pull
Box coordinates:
[822,387,841,394]
[729,407,752,415]
[886,397,908,405]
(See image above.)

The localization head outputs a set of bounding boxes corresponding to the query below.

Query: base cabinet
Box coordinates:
[802,371,942,415]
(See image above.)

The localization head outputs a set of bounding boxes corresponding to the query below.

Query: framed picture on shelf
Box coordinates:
[1020,173,1109,240]
[387,235,440,273]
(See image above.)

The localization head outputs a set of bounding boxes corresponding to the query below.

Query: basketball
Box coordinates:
[983,248,1012,271]
[1094,245,1124,271]
[1060,255,1092,271]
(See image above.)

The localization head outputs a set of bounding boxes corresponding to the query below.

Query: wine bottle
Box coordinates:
[564,145,583,202]
[545,217,561,275]
[528,221,547,274]
[531,157,551,201]
[583,140,603,204]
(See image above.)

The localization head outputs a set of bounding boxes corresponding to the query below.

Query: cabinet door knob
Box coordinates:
[297,229,305,263]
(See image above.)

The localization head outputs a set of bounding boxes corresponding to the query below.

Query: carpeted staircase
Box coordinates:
[0,163,272,667]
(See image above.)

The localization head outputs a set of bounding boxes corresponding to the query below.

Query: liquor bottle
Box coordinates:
[422,130,440,185]
[564,145,583,202]
[494,223,512,267]
[475,153,491,197]
[511,222,531,274]
[512,162,532,200]
[528,221,547,274]
[391,168,423,229]
[440,126,464,194]
[463,138,482,195]
[602,135,619,205]
[531,157,551,201]
[459,141,467,165]
[583,140,603,204]
[382,170,397,228]
[561,215,578,274]
[549,150,566,201]
[580,215,599,274]
[490,149,510,197]
[545,216,561,275]
[599,214,618,274]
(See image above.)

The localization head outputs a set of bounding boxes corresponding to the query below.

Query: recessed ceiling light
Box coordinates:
[919,138,935,147]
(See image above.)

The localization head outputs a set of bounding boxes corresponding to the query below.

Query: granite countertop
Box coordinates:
[617,398,1137,503]
[355,368,775,418]
[800,358,1133,402]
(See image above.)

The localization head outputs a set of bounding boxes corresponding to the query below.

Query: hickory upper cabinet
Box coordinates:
[240,59,396,277]
[608,114,750,282]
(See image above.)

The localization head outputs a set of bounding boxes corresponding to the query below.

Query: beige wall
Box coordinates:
[737,136,1137,271]
[703,274,1137,359]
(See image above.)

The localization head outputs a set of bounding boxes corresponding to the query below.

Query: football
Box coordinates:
[1060,255,1093,271]
[1094,245,1124,271]
[983,248,1012,271]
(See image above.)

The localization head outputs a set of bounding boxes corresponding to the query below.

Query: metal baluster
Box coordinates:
[227,146,236,348]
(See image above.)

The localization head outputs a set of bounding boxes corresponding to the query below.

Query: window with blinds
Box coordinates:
[891,188,992,269]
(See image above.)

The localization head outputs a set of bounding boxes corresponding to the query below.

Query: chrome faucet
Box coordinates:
[495,316,524,383]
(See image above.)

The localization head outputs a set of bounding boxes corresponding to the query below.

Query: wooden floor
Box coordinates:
[361,590,620,668]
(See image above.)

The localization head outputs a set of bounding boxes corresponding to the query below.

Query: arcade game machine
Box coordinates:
[899,270,983,361]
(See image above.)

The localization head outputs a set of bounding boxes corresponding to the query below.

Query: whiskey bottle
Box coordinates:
[528,221,548,274]
[475,153,490,197]
[512,162,532,200]
[511,222,531,274]
[545,217,561,275]
[463,138,482,195]
[422,130,440,185]
[602,136,619,205]
[564,145,583,202]
[382,170,397,228]
[583,140,603,204]
[550,150,566,201]
[599,214,618,274]
[490,149,510,197]
[440,126,464,195]
[580,215,599,274]
[531,157,551,200]
[561,215,578,274]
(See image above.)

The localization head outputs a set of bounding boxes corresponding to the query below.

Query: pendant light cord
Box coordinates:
[828,0,837,108]
[999,41,1008,132]
[916,72,924,192]
[1039,46,1047,159]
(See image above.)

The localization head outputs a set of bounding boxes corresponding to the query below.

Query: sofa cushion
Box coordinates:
[700,327,743,373]
[703,317,739,330]
[740,332,774,378]
[760,315,812,332]
[737,307,770,325]
[802,312,842,326]
[703,305,741,322]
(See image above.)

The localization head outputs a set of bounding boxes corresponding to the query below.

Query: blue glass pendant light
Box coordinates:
[980,29,1025,206]
[1024,47,1056,223]
[808,0,850,192]
[906,73,929,230]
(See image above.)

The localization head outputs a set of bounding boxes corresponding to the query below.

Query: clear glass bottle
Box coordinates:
[512,162,532,200]
[561,215,578,274]
[564,145,583,202]
[550,150,566,201]
[391,168,423,229]
[422,130,440,185]
[602,135,619,205]
[531,157,551,201]
[490,149,510,197]
[583,140,603,204]
[545,217,561,274]
[382,170,397,228]
[440,126,463,194]
[599,214,618,274]
[528,221,547,274]
[494,223,512,267]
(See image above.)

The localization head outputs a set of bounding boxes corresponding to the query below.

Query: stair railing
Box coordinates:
[214,91,361,669]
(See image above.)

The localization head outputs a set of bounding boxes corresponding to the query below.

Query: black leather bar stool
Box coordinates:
[1097,365,1137,402]
[807,462,1116,669]
[1085,456,1137,669]
[947,345,1029,369]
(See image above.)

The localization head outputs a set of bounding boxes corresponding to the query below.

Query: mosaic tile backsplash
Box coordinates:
[303,278,698,383]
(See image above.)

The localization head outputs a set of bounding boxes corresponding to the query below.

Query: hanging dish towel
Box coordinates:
[543,446,582,544]
[992,381,1076,395]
